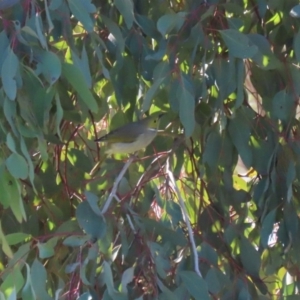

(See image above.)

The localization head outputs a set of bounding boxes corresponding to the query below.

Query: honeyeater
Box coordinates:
[94,113,164,155]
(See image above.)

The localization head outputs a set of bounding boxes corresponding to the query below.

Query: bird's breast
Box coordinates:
[106,130,157,155]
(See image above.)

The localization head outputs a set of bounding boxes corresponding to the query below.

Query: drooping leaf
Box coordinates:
[240,237,261,277]
[6,153,29,179]
[290,4,300,17]
[62,62,98,112]
[21,264,36,300]
[220,29,258,58]
[157,13,186,36]
[67,0,95,32]
[76,201,106,240]
[0,267,24,297]
[30,259,52,300]
[114,0,134,29]
[261,209,277,248]
[1,48,19,100]
[178,74,196,137]
[39,51,61,85]
[179,271,210,300]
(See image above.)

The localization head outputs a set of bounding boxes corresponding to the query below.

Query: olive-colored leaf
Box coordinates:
[21,264,36,300]
[261,209,276,248]
[1,48,19,100]
[30,259,52,300]
[6,153,29,179]
[179,271,210,300]
[114,0,134,29]
[62,62,98,112]
[290,4,300,17]
[39,51,61,85]
[76,201,106,240]
[67,0,94,32]
[220,29,258,58]
[0,267,24,297]
[240,237,261,276]
[178,75,196,137]
[37,237,58,259]
[5,233,31,246]
[0,222,13,258]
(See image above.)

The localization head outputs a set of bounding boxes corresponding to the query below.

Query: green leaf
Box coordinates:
[67,0,94,32]
[142,77,165,112]
[77,292,94,300]
[157,13,185,36]
[1,48,19,100]
[7,288,16,300]
[6,132,16,153]
[157,278,180,300]
[63,235,89,247]
[142,218,187,247]
[120,267,134,293]
[71,46,92,88]
[228,111,253,168]
[178,75,196,137]
[30,259,52,300]
[0,168,26,222]
[235,59,244,108]
[205,268,222,294]
[0,30,10,70]
[220,29,258,58]
[68,149,93,173]
[290,4,300,17]
[44,0,54,33]
[0,222,13,258]
[22,264,36,300]
[199,242,218,267]
[35,12,48,49]
[103,260,116,294]
[238,288,252,300]
[3,97,18,135]
[6,153,29,180]
[0,267,24,297]
[62,62,98,112]
[284,203,298,239]
[203,130,222,170]
[39,51,61,85]
[20,136,36,192]
[65,262,80,274]
[271,90,295,123]
[54,93,63,139]
[248,34,280,69]
[37,237,58,259]
[179,271,210,300]
[5,233,31,246]
[101,16,125,53]
[261,209,276,248]
[114,0,134,29]
[165,200,183,224]
[76,201,106,240]
[240,237,261,276]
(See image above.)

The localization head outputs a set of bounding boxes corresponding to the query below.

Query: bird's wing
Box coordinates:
[96,121,146,143]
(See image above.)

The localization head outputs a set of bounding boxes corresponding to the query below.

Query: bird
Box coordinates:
[94,113,164,155]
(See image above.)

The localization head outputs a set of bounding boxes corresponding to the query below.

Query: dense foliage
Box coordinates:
[1,0,300,299]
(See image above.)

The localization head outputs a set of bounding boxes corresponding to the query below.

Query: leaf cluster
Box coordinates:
[1,0,300,299]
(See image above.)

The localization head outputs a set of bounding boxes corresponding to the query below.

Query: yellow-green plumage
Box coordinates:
[94,114,164,155]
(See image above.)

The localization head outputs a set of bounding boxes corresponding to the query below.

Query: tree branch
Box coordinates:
[166,159,202,278]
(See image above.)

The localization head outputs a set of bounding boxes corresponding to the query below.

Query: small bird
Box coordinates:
[94,113,164,155]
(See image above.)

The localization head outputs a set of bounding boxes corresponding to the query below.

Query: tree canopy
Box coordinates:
[1,0,300,299]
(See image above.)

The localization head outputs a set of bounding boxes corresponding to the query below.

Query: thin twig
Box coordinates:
[166,159,202,278]
[101,156,134,214]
